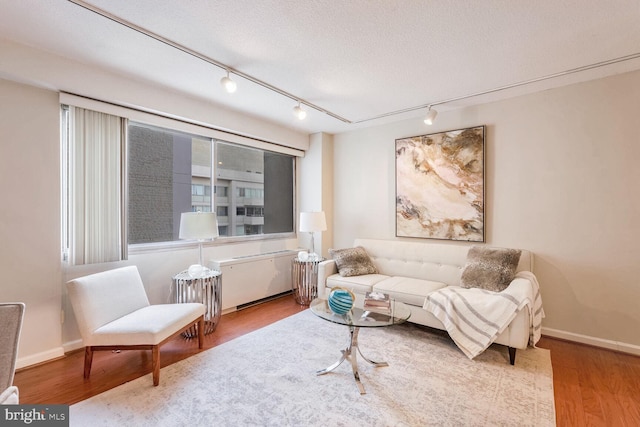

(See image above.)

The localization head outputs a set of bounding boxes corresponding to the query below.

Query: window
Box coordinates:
[192,185,205,196]
[128,123,295,244]
[127,123,212,244]
[246,207,264,217]
[215,185,228,197]
[214,142,294,237]
[236,187,264,198]
[62,104,296,254]
[127,125,295,242]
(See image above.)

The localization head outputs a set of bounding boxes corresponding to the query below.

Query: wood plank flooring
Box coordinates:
[14,294,640,426]
[14,294,307,405]
[537,335,640,426]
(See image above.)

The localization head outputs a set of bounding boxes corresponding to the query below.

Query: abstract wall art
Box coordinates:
[395,126,485,242]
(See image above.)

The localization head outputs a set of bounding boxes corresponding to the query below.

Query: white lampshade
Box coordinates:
[299,211,327,232]
[179,212,219,240]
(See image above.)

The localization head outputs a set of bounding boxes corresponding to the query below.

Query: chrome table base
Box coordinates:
[316,325,388,395]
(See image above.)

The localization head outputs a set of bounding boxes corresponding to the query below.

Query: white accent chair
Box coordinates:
[0,302,24,404]
[66,266,206,386]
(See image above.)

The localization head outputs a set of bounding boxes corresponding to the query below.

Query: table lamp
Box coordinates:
[179,212,219,277]
[299,211,327,260]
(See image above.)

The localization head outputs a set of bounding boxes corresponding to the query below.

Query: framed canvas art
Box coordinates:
[395,126,485,242]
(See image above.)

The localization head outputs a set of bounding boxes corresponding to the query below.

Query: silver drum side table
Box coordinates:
[171,268,222,338]
[292,257,324,306]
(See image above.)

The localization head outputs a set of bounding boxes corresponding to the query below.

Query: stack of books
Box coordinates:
[364,291,391,311]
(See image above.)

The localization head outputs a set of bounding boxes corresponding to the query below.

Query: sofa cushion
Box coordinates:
[326,273,390,295]
[460,246,522,292]
[373,277,447,307]
[329,246,378,277]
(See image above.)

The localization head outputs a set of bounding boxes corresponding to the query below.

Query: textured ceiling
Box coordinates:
[1,0,639,134]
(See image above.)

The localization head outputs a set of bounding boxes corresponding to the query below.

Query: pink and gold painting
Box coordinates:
[395,126,485,242]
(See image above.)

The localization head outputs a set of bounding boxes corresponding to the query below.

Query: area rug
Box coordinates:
[70,310,555,426]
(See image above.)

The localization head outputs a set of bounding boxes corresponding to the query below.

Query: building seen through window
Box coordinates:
[127,123,294,244]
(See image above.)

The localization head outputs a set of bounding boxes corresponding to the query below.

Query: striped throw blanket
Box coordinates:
[423,271,544,359]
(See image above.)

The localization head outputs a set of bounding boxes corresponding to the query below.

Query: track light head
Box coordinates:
[293,102,307,120]
[220,71,237,93]
[424,106,438,125]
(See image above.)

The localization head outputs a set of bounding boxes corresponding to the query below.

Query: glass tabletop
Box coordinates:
[309,297,411,328]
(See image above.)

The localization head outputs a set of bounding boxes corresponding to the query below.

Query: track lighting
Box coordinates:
[68,2,640,127]
[293,102,307,120]
[220,71,237,93]
[424,106,438,125]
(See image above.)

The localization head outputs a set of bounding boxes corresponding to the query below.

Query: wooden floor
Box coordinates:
[14,294,307,405]
[536,335,640,426]
[14,294,640,426]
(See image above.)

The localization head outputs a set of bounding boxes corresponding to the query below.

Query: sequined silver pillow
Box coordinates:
[460,246,522,292]
[329,246,378,277]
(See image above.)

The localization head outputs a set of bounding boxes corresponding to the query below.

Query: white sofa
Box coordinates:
[317,238,535,365]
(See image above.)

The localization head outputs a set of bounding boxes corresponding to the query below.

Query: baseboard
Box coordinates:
[236,290,293,310]
[62,339,84,354]
[221,290,294,314]
[542,327,640,357]
[16,347,65,370]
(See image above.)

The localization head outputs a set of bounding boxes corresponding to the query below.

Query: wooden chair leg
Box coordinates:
[152,345,160,386]
[84,346,94,379]
[198,317,204,349]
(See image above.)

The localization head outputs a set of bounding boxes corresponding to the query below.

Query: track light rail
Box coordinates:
[68,0,640,126]
[351,52,640,124]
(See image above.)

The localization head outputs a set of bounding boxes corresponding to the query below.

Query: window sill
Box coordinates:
[127,232,296,255]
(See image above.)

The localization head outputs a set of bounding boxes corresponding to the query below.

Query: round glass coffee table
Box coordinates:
[310,297,411,394]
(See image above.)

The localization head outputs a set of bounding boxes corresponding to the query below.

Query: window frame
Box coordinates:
[126,124,297,253]
[60,93,300,257]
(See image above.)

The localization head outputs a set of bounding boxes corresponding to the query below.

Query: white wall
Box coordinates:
[333,70,640,352]
[0,39,308,151]
[299,133,334,258]
[0,80,64,366]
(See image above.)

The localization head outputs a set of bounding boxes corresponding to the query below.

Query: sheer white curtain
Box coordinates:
[68,107,127,265]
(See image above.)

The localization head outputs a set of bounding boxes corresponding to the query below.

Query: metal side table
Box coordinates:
[171,268,222,338]
[292,257,324,305]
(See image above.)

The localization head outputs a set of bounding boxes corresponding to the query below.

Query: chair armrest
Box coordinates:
[0,386,19,404]
[317,259,337,298]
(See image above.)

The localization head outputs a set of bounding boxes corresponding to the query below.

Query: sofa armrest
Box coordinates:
[317,259,337,298]
[503,272,543,348]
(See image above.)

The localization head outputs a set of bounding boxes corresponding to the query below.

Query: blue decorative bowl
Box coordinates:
[328,288,354,315]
